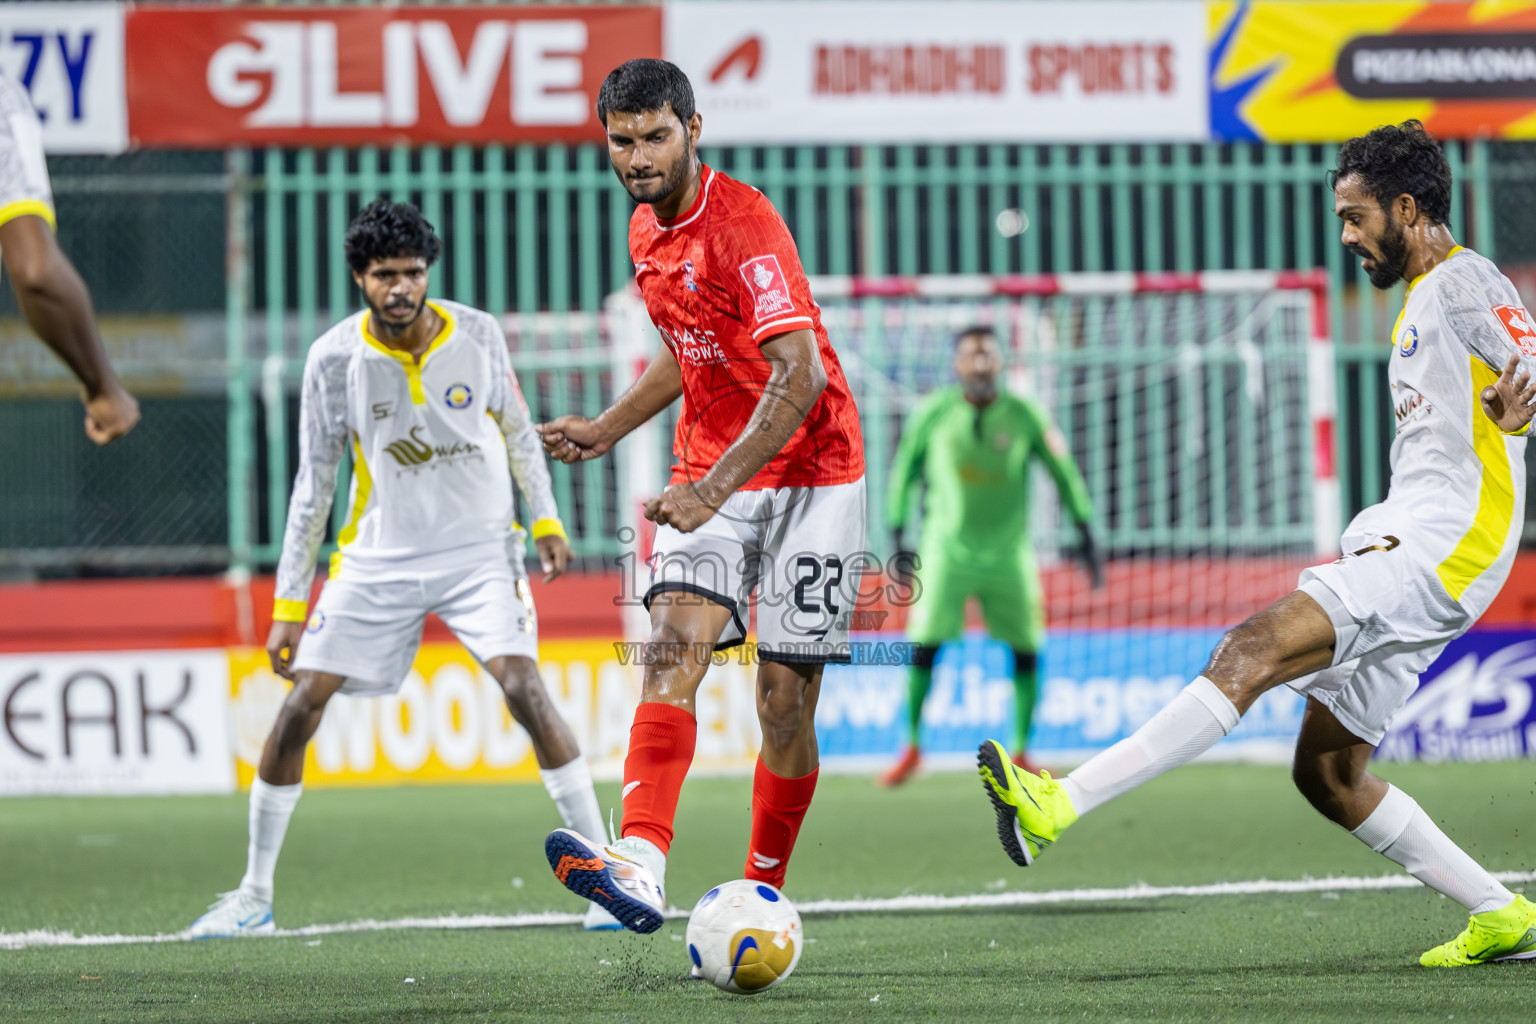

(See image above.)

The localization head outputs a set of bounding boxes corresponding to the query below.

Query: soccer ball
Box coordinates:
[685,879,803,994]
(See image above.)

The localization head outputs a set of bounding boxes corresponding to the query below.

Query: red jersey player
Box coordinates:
[538,59,866,933]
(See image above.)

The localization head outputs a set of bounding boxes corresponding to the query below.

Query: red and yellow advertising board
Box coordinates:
[228,639,765,790]
[1211,2,1536,141]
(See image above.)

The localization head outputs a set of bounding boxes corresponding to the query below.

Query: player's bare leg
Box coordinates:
[545,593,731,933]
[190,669,344,937]
[1291,699,1528,964]
[745,660,823,888]
[258,669,347,785]
[487,654,580,769]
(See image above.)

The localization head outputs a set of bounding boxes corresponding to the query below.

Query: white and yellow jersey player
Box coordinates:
[190,199,620,937]
[977,121,1536,968]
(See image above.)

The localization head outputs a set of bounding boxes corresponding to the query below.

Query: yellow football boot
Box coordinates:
[976,739,1078,866]
[1420,894,1536,967]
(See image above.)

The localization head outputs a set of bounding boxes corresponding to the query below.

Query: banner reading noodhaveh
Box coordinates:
[0,2,125,153]
[0,651,233,794]
[667,1,1209,143]
[1209,1,1536,142]
[124,4,661,148]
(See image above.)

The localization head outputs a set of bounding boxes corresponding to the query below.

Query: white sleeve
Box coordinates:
[489,334,563,533]
[273,350,349,618]
[1438,280,1536,435]
[0,73,53,226]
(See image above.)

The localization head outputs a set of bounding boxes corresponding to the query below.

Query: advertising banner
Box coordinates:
[820,629,1305,767]
[227,639,766,789]
[1210,1,1536,141]
[668,1,1210,143]
[124,4,661,148]
[0,2,125,153]
[1378,630,1536,763]
[0,651,233,795]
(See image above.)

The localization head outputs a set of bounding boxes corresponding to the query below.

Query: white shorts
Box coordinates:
[1288,530,1474,745]
[645,478,868,664]
[293,547,537,695]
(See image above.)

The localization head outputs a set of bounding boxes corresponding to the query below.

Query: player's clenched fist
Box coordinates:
[644,483,717,534]
[266,619,303,681]
[536,416,611,463]
[1481,353,1536,435]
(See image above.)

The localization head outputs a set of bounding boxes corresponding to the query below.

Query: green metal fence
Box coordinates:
[4,138,1534,575]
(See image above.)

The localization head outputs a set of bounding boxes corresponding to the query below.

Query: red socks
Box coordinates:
[744,759,819,890]
[620,702,697,854]
[620,703,818,889]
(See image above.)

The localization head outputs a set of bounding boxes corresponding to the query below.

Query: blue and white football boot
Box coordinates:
[188,889,275,938]
[545,828,666,934]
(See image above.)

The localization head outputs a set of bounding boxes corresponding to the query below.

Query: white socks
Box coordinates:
[540,756,607,847]
[1062,677,1241,816]
[240,777,303,902]
[1351,784,1514,915]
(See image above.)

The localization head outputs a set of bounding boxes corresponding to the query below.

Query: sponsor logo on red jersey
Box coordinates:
[739,255,795,320]
[1494,304,1536,356]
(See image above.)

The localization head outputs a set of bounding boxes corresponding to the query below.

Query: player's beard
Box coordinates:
[962,375,997,404]
[623,138,694,207]
[368,294,426,336]
[1351,216,1410,290]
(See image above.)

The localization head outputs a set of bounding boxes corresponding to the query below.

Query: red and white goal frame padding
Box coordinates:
[608,270,1340,638]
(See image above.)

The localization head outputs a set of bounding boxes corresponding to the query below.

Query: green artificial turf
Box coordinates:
[2,762,1533,1022]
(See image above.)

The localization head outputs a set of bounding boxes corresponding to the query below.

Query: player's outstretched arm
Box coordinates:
[645,329,826,533]
[1480,353,1536,435]
[490,338,573,583]
[537,343,683,463]
[0,214,139,444]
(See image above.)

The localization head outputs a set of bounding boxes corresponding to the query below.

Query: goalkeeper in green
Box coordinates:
[881,326,1101,786]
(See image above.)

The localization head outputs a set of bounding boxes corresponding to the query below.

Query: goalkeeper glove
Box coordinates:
[1075,521,1105,589]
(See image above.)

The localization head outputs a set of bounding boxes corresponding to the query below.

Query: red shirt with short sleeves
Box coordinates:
[629,166,865,490]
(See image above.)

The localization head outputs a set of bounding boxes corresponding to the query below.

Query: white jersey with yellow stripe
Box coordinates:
[0,70,54,230]
[1357,246,1532,618]
[272,299,562,621]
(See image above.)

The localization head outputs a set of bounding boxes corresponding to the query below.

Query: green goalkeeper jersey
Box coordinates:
[886,386,1093,565]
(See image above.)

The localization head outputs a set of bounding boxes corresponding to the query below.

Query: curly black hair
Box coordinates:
[596,58,695,126]
[344,199,442,275]
[1328,119,1452,227]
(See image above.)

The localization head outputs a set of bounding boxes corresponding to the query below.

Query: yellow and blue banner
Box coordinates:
[1211,1,1536,141]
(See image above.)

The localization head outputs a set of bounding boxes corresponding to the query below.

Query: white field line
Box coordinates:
[4,870,1532,951]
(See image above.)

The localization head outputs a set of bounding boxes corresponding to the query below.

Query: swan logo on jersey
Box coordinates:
[1398,323,1419,357]
[739,255,793,320]
[1493,305,1536,357]
[444,382,473,409]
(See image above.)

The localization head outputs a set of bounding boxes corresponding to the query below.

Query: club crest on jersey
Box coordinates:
[444,382,473,409]
[1493,304,1536,356]
[683,259,697,292]
[739,254,793,319]
[1397,324,1419,357]
[306,611,325,634]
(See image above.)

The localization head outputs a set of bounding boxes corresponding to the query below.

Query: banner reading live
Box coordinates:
[670,0,1210,143]
[1209,1,1536,141]
[124,4,661,148]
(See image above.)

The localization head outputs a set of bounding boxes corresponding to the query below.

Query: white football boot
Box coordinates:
[545,828,666,934]
[188,889,275,938]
